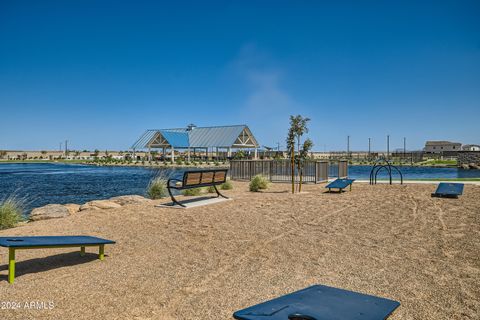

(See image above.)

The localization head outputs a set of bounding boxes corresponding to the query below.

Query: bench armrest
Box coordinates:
[167,178,183,187]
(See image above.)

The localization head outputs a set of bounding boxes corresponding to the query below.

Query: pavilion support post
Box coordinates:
[206,148,209,161]
[171,147,175,163]
[187,148,191,162]
[254,148,258,160]
[162,147,166,160]
[227,147,232,158]
[215,147,219,160]
[148,147,152,162]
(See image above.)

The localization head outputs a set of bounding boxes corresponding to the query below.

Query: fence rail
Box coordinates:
[229,160,348,183]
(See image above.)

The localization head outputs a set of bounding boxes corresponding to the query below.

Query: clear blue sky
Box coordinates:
[1,0,479,151]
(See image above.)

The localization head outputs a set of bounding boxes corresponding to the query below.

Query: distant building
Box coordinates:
[424,141,462,153]
[462,144,480,151]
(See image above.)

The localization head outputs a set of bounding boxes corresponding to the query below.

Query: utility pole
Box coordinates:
[276,142,280,151]
[59,142,62,152]
[65,140,68,156]
[387,135,390,160]
[347,135,350,159]
[403,137,406,162]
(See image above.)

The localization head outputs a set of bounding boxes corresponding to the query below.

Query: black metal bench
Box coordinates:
[167,169,229,207]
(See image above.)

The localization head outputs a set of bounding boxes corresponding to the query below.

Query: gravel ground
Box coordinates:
[0,181,479,320]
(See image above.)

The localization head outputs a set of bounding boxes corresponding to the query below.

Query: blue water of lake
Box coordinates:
[348,165,480,180]
[0,163,185,214]
[0,163,478,214]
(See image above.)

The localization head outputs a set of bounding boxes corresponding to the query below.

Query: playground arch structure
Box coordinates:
[369,157,403,185]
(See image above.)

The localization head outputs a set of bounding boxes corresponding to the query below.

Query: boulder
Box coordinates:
[80,200,122,211]
[30,204,71,221]
[109,195,152,206]
[64,203,81,214]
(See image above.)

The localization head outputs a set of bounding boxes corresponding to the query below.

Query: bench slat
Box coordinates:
[184,172,202,186]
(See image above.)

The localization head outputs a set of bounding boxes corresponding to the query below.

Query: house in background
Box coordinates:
[424,141,462,153]
[462,144,480,151]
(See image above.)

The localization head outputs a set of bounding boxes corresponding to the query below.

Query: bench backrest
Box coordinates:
[182,169,228,187]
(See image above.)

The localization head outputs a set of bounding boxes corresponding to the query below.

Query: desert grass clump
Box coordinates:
[220,180,233,190]
[249,175,269,192]
[206,186,216,193]
[0,196,24,230]
[182,188,203,196]
[147,175,168,199]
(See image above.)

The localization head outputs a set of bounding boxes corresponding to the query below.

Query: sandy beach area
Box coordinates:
[0,182,479,319]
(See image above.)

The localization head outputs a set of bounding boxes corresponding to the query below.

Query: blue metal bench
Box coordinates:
[0,236,115,284]
[325,178,355,192]
[431,182,464,198]
[234,285,400,320]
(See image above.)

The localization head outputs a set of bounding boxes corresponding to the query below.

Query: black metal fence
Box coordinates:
[229,160,347,183]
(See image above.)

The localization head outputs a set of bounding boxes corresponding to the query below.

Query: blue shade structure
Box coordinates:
[131,125,259,150]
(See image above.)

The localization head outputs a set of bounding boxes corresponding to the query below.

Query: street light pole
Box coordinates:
[347,135,350,159]
[387,135,390,160]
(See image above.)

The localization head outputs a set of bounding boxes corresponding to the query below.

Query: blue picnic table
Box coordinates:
[0,236,115,284]
[234,285,400,320]
[325,178,355,192]
[431,183,464,198]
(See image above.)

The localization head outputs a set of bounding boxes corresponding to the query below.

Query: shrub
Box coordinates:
[206,186,216,193]
[182,188,203,196]
[249,175,269,192]
[221,180,233,190]
[0,196,24,230]
[147,175,168,199]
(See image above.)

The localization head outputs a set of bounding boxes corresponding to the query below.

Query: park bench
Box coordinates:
[167,169,229,207]
[0,235,115,284]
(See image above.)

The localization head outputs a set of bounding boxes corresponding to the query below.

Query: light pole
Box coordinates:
[387,135,390,160]
[347,135,350,159]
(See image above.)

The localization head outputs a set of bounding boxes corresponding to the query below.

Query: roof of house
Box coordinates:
[425,141,462,146]
[131,125,259,149]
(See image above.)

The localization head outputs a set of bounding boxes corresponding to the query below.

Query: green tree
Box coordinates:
[286,115,311,193]
[299,138,314,190]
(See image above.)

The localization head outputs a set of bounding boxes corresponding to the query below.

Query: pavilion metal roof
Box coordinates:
[131,125,259,149]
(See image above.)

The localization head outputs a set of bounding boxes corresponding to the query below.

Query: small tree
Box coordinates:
[298,138,314,191]
[286,115,311,193]
[286,123,296,194]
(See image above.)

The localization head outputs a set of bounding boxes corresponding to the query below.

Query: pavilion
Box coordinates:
[131,124,259,162]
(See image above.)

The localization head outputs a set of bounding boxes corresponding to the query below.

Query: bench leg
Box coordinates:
[168,186,186,207]
[350,184,352,191]
[213,184,228,199]
[8,248,15,284]
[99,245,105,260]
[80,246,86,256]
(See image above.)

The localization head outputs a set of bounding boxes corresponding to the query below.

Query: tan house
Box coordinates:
[423,141,462,153]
